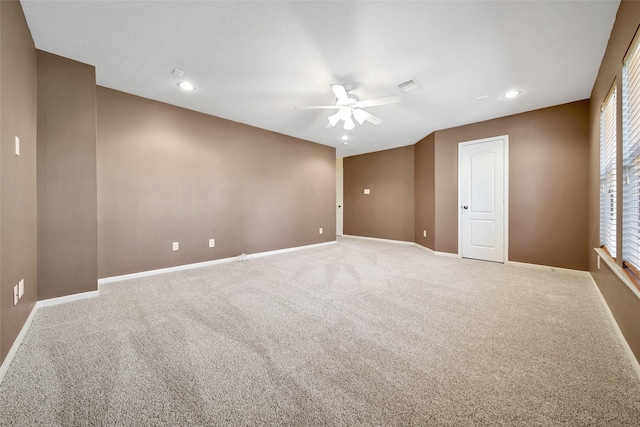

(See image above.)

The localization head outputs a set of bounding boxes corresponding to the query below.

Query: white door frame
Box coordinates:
[457,135,509,263]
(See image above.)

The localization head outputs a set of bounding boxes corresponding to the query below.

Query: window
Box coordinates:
[601,84,617,258]
[623,36,640,273]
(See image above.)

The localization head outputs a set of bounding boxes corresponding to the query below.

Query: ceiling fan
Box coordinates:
[297,84,400,130]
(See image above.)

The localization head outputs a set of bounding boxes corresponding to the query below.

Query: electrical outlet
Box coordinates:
[209,238,215,248]
[13,285,19,306]
[172,242,179,251]
[18,279,24,299]
[364,188,371,195]
[423,230,427,237]
[319,228,323,234]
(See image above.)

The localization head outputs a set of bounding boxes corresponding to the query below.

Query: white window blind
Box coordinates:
[601,85,617,258]
[623,37,640,271]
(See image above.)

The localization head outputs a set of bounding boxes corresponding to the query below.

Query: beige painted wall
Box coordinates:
[0,0,37,363]
[344,101,589,271]
[343,146,415,242]
[97,87,335,278]
[37,51,97,300]
[434,101,590,270]
[589,0,640,362]
[414,133,435,249]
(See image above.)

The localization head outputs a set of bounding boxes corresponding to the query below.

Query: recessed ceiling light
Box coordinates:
[504,90,521,99]
[178,81,195,91]
[341,135,349,141]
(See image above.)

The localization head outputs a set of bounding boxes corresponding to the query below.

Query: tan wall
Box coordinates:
[414,133,435,249]
[589,0,640,362]
[0,0,37,363]
[435,101,590,270]
[345,101,588,270]
[97,87,335,278]
[343,146,415,242]
[37,51,97,300]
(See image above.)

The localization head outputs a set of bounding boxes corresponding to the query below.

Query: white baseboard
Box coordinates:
[37,290,100,309]
[434,251,460,258]
[248,240,336,259]
[0,290,101,385]
[414,243,435,254]
[589,274,640,381]
[98,240,337,285]
[506,260,589,277]
[0,304,37,385]
[341,234,415,246]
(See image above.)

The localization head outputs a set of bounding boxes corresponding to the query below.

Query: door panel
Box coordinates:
[460,137,506,262]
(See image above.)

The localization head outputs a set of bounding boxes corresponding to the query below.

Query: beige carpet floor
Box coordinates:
[0,237,639,426]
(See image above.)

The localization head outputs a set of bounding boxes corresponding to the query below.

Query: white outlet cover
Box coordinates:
[423,230,427,237]
[209,239,215,248]
[319,228,323,234]
[15,136,20,156]
[172,242,179,251]
[13,285,19,305]
[18,279,24,298]
[364,189,370,195]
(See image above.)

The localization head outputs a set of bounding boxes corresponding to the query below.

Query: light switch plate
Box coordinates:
[18,279,24,298]
[13,285,19,305]
[15,136,20,156]
[172,242,179,251]
[209,239,215,248]
[319,228,323,234]
[364,189,370,195]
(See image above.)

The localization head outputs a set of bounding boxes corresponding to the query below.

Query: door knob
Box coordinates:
[462,205,468,209]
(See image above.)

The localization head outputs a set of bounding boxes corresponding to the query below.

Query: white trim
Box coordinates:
[98,241,337,285]
[434,251,460,258]
[594,248,640,299]
[36,290,100,309]
[0,304,37,385]
[249,241,336,259]
[341,235,415,246]
[414,243,435,254]
[589,274,640,381]
[506,261,589,277]
[458,135,509,264]
[414,243,459,257]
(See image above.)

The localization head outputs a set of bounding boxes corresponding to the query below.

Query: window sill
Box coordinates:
[594,248,640,300]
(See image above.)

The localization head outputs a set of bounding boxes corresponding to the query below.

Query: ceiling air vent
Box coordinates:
[396,79,422,93]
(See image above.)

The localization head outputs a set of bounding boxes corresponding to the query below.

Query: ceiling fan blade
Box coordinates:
[356,94,400,108]
[295,105,340,110]
[353,109,383,125]
[326,111,341,128]
[331,84,350,103]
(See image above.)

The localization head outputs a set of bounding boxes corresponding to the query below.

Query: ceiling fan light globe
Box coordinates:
[344,117,355,130]
[338,107,352,121]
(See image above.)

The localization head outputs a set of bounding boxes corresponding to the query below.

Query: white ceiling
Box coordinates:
[21,0,619,158]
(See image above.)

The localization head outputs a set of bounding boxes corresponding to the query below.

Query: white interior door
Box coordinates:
[459,136,508,263]
[336,169,343,236]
